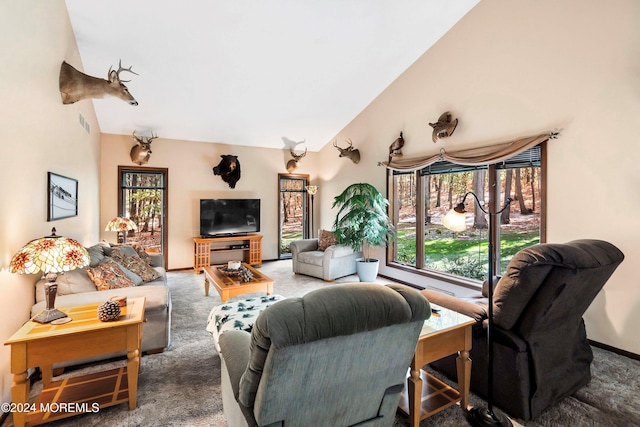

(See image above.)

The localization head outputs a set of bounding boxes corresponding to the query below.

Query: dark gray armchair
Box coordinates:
[218,283,431,427]
[421,239,624,420]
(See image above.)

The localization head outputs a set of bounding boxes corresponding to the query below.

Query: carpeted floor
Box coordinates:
[4,260,639,426]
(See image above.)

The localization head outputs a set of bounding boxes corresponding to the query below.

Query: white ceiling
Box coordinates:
[65,0,478,151]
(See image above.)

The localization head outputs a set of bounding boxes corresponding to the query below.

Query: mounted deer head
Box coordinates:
[333,139,360,164]
[286,147,307,172]
[59,60,138,105]
[130,131,157,165]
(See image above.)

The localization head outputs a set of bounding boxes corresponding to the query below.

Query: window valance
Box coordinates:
[379,131,559,172]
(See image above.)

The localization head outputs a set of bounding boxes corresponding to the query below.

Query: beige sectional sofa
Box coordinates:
[30,242,172,368]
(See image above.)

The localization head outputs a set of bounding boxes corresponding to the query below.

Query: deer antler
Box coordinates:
[109,59,138,82]
[132,130,144,143]
[147,131,158,143]
[290,147,307,161]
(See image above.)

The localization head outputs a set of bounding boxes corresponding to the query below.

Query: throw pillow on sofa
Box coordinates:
[109,246,160,282]
[318,229,337,251]
[131,242,154,266]
[86,258,135,291]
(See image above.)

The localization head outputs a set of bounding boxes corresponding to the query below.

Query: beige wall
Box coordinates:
[100,134,320,269]
[318,0,640,354]
[0,1,102,404]
[1,0,639,407]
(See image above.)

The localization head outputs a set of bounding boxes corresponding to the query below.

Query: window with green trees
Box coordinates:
[389,145,544,284]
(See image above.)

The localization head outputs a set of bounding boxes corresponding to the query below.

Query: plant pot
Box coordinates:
[356,258,379,282]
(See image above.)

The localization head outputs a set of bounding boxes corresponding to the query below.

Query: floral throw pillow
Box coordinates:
[86,258,135,291]
[133,245,154,266]
[318,229,337,251]
[110,246,160,282]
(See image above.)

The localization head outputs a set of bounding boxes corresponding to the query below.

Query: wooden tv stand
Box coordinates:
[193,234,262,273]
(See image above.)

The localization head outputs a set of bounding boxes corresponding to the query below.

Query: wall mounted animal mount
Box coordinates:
[213,155,241,189]
[388,132,404,163]
[130,131,157,165]
[59,60,138,105]
[333,139,360,164]
[429,111,458,143]
[286,147,307,172]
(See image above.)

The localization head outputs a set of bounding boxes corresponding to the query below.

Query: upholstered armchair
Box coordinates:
[218,283,431,427]
[290,232,362,281]
[421,239,624,421]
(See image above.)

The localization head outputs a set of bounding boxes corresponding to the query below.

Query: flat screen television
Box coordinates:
[200,199,260,237]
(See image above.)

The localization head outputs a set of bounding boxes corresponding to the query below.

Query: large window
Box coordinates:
[389,145,545,286]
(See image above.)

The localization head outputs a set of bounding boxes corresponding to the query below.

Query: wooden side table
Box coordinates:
[398,305,475,427]
[4,297,146,427]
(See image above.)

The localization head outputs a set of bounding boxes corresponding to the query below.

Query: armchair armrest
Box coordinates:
[324,245,356,259]
[219,330,252,400]
[421,289,488,321]
[289,239,319,254]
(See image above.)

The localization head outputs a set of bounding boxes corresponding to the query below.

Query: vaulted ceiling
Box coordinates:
[65,0,478,151]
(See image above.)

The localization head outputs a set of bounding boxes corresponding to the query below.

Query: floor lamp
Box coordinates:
[442,192,513,427]
[306,185,318,238]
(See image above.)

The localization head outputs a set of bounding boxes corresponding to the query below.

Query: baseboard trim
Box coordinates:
[589,339,640,361]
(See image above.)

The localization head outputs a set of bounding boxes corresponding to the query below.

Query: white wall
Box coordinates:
[317,0,640,354]
[0,0,102,404]
[100,134,320,269]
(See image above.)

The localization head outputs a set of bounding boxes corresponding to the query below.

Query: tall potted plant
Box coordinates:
[332,183,395,281]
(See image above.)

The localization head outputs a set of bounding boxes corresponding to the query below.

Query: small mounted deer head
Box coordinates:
[286,147,307,172]
[333,139,360,164]
[429,112,458,143]
[130,131,157,165]
[59,60,139,105]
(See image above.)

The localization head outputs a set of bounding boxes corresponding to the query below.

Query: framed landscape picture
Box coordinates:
[48,172,78,221]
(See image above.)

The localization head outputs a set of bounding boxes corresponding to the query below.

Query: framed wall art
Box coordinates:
[47,172,78,221]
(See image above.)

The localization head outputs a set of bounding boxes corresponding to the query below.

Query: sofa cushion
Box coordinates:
[110,246,161,282]
[317,229,337,251]
[86,244,106,267]
[32,284,170,318]
[86,258,136,291]
[34,268,97,303]
[298,251,325,267]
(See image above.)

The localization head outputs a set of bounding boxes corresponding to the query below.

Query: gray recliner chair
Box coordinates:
[218,283,431,427]
[421,239,624,421]
[290,238,362,281]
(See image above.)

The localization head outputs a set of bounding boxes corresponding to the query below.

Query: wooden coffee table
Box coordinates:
[203,263,274,301]
[398,305,475,427]
[4,297,145,427]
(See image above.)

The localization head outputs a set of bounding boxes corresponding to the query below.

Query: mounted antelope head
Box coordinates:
[286,148,307,172]
[333,139,360,164]
[59,60,139,105]
[130,131,157,165]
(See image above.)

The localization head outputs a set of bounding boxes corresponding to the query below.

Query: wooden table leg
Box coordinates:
[126,348,140,410]
[456,349,471,411]
[11,370,29,427]
[41,365,53,385]
[204,276,210,297]
[407,365,422,427]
